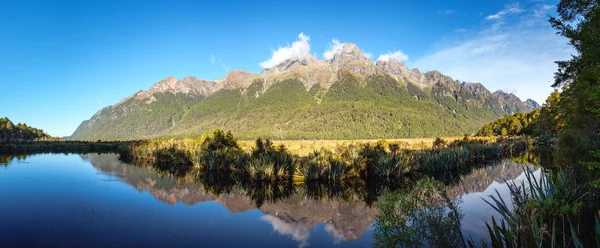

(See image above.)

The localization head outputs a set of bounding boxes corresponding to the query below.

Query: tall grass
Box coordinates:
[480,168,589,247]
[119,130,531,184]
[294,151,349,182]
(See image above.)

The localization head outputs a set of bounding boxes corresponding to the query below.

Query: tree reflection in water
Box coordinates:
[0,150,549,247]
[374,178,466,248]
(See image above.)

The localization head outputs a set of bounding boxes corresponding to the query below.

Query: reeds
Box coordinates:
[480,168,588,247]
[119,130,531,184]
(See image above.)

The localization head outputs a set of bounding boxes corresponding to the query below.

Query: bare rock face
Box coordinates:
[524,99,541,109]
[375,58,426,87]
[148,76,179,93]
[262,54,319,73]
[130,76,215,105]
[462,82,494,101]
[375,58,405,75]
[72,39,540,140]
[147,76,214,96]
[426,70,460,98]
[180,76,215,96]
[215,70,258,91]
[493,90,532,114]
[260,54,335,92]
[328,43,377,75]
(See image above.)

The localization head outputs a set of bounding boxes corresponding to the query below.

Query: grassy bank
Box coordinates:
[237,136,498,156]
[119,129,531,183]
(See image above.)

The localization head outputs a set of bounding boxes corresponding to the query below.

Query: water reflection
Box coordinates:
[0,152,545,247]
[0,154,28,166]
[261,215,310,247]
[78,153,540,246]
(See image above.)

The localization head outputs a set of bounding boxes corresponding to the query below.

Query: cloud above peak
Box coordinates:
[259,33,311,69]
[323,39,345,61]
[486,3,524,20]
[377,50,409,62]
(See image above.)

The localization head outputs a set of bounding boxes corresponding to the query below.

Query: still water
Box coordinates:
[0,154,536,247]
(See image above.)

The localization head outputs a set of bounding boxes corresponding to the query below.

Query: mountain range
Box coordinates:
[70,43,539,140]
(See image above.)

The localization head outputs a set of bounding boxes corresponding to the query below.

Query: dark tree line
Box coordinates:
[0,117,51,143]
[477,90,563,137]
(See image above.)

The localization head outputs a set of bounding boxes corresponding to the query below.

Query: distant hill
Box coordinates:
[0,117,51,142]
[70,43,539,140]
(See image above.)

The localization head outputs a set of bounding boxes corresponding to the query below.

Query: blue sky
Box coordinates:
[0,0,571,137]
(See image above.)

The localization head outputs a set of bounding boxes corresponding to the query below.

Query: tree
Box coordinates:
[0,117,50,143]
[535,90,564,135]
[550,0,600,180]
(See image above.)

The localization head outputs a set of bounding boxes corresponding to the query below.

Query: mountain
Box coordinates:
[492,90,533,114]
[70,43,539,140]
[524,99,541,109]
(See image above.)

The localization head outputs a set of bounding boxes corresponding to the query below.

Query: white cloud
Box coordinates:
[220,61,229,72]
[534,4,554,18]
[486,3,524,20]
[376,50,409,62]
[324,224,346,245]
[455,28,467,33]
[412,4,572,104]
[211,55,229,72]
[439,9,454,15]
[323,39,345,61]
[323,39,372,61]
[259,33,311,69]
[261,215,310,248]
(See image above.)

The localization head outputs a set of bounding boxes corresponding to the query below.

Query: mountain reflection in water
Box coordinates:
[80,153,536,246]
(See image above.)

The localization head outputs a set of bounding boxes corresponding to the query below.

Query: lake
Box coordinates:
[0,153,537,247]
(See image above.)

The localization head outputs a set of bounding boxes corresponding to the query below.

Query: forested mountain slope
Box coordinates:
[71,43,538,140]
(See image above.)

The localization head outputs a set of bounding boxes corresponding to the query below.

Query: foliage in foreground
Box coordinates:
[374,178,466,248]
[374,167,600,248]
[481,168,587,247]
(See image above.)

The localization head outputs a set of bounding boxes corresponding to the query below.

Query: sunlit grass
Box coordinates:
[119,130,530,184]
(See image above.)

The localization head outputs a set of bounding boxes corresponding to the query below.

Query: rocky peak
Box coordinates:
[524,99,541,109]
[262,54,319,74]
[328,43,376,75]
[328,43,370,65]
[217,70,257,90]
[462,82,491,97]
[149,76,179,93]
[492,90,509,98]
[181,76,216,96]
[375,58,406,75]
[493,90,532,114]
[425,70,457,87]
[137,75,216,100]
[375,58,426,87]
[424,70,443,80]
[459,82,498,105]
